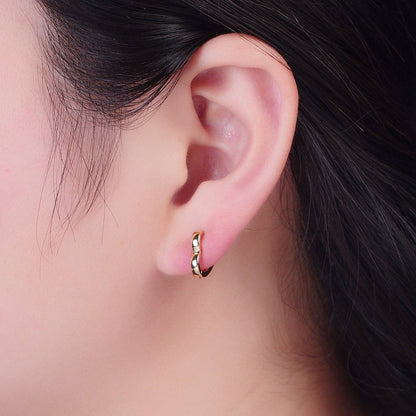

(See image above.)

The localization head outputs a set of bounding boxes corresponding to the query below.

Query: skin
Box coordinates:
[0,1,367,415]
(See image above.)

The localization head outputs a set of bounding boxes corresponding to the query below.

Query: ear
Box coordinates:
[156,34,298,276]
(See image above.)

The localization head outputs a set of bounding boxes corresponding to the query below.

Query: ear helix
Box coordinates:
[191,231,214,278]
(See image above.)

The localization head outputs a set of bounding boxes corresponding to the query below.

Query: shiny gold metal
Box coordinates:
[191,232,213,278]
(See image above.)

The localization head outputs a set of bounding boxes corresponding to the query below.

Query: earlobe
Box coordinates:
[155,34,298,277]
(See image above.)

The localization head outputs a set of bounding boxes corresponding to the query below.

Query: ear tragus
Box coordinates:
[172,143,232,205]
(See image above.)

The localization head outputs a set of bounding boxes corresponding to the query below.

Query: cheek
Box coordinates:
[0,116,50,259]
[0,78,168,410]
[0,8,72,403]
[0,0,52,273]
[0,3,178,410]
[0,126,162,409]
[0,4,155,406]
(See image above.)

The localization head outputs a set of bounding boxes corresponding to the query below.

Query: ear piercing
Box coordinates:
[191,232,213,278]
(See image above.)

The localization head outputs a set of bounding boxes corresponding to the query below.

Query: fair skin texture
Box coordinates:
[0,1,366,415]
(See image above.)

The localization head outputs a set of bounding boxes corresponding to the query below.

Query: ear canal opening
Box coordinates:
[172,143,232,205]
[172,79,250,206]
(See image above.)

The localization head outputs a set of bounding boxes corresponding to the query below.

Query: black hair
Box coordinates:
[36,1,416,414]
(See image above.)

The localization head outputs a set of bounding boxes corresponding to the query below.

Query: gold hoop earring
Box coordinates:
[191,232,214,278]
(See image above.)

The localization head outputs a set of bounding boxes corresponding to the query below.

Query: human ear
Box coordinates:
[156,34,298,276]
